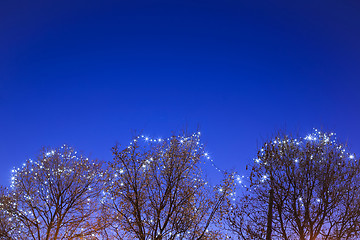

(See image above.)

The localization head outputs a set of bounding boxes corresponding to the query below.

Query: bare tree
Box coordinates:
[0,145,104,240]
[102,133,234,240]
[0,187,15,240]
[228,130,360,240]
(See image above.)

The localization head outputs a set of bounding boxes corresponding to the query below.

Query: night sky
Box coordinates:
[1,0,360,186]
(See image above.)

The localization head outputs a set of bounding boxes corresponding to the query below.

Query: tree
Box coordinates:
[0,145,104,240]
[102,132,234,240]
[227,130,360,240]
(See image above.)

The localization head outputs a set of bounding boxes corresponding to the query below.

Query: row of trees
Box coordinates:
[0,133,234,240]
[1,130,360,239]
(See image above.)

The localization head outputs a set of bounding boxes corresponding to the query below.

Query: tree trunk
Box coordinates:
[266,188,274,240]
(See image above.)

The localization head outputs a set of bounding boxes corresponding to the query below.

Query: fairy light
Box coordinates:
[261,175,268,183]
[126,132,226,174]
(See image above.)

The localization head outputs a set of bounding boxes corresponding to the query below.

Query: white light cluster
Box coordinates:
[4,144,102,239]
[127,132,225,173]
[254,129,357,207]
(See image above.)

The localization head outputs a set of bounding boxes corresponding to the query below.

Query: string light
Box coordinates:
[128,132,226,174]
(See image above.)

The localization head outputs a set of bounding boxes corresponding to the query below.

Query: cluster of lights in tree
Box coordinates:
[253,129,357,207]
[126,132,245,188]
[4,145,101,238]
[102,132,240,239]
[106,132,239,192]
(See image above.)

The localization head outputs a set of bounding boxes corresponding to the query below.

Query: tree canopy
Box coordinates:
[227,130,360,240]
[1,145,104,240]
[101,132,234,240]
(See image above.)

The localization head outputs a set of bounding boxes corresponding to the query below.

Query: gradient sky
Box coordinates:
[1,0,360,186]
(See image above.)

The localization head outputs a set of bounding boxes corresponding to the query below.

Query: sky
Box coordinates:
[1,0,360,186]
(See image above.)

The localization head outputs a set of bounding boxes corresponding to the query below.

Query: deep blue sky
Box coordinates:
[1,0,360,185]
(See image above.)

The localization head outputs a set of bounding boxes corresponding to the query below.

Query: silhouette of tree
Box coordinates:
[0,145,104,240]
[102,133,234,240]
[228,130,360,240]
